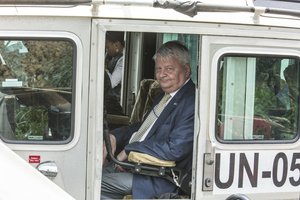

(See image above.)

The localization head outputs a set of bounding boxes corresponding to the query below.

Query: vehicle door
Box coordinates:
[90,18,200,199]
[199,33,300,199]
[0,16,91,200]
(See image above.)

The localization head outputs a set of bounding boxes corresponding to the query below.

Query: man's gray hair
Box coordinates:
[153,40,190,67]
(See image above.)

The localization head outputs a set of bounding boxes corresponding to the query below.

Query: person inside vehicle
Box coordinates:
[102,40,195,199]
[105,31,125,103]
[283,63,299,134]
[104,31,125,116]
[284,63,299,103]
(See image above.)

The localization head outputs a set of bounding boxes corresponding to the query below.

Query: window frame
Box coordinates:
[214,51,300,144]
[0,31,82,150]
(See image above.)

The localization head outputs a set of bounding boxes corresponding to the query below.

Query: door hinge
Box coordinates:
[202,153,214,191]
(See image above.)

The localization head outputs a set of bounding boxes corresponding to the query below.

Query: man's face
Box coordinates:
[155,56,190,94]
[105,40,116,57]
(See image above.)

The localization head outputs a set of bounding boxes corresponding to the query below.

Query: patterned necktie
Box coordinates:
[130,93,171,143]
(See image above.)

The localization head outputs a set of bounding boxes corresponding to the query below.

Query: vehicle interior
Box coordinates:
[104,32,198,128]
[102,31,199,198]
[217,55,299,141]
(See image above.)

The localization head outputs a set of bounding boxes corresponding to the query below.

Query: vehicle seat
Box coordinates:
[218,116,272,140]
[130,79,162,124]
[106,79,162,128]
[252,117,272,139]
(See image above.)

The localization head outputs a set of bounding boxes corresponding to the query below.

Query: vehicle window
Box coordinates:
[0,39,74,143]
[217,55,299,141]
[104,31,198,129]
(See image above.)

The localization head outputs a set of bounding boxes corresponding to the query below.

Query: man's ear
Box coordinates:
[184,64,191,78]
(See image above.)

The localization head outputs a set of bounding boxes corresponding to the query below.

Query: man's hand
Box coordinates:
[117,149,127,161]
[114,149,128,172]
[103,134,117,164]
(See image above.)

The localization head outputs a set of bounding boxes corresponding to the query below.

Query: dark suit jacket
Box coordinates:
[112,79,195,198]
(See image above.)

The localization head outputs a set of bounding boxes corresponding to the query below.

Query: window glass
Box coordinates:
[0,39,74,142]
[217,55,299,141]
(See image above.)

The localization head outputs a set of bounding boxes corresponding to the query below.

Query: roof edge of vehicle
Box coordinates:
[0,0,299,29]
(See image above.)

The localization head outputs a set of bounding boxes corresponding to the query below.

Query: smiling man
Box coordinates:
[101,40,196,199]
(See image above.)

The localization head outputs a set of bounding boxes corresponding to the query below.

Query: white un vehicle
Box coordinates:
[1,0,300,199]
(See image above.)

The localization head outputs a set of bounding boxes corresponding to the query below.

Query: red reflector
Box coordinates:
[29,155,41,164]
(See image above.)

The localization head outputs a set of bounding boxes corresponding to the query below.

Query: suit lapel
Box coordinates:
[145,79,194,139]
[148,98,178,134]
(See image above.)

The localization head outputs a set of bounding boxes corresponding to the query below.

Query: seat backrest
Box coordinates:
[106,79,162,127]
[218,116,272,140]
[129,79,162,124]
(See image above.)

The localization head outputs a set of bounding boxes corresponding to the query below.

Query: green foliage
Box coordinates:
[217,56,299,140]
[254,82,277,116]
[0,40,73,141]
[0,40,73,88]
[15,106,48,140]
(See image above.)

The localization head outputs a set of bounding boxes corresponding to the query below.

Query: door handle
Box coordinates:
[36,161,58,178]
